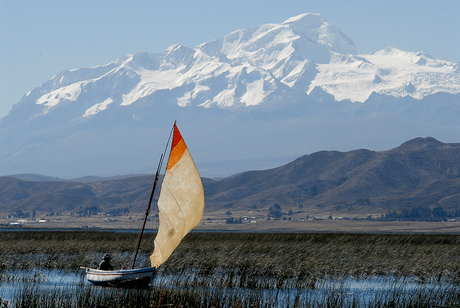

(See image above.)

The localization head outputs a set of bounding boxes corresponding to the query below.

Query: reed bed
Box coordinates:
[1,231,460,307]
[1,231,460,282]
[165,232,460,285]
[7,279,460,308]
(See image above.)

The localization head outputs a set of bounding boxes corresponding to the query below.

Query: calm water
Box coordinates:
[0,269,453,307]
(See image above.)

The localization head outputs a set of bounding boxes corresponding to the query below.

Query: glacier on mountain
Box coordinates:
[84,98,113,117]
[24,13,459,119]
[0,13,459,178]
[311,47,460,102]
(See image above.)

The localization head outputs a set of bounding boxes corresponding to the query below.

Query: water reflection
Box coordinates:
[1,269,456,307]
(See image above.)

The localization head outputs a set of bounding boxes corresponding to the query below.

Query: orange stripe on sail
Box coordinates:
[166,124,188,170]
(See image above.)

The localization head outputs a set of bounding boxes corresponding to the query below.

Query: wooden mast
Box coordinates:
[131,122,175,269]
[131,154,163,269]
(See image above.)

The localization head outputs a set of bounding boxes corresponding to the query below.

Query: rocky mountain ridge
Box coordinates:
[2,137,459,220]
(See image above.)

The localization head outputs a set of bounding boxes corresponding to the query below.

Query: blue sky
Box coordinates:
[1,0,459,118]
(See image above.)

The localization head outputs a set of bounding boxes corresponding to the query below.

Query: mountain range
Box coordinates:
[0,13,459,179]
[1,137,459,219]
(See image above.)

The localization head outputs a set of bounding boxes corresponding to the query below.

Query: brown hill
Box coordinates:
[1,137,460,219]
[0,175,155,216]
[204,137,460,217]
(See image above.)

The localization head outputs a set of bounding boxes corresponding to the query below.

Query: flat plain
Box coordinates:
[2,214,460,233]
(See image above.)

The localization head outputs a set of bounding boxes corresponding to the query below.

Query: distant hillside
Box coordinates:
[0,175,155,216]
[204,137,460,218]
[1,137,460,219]
[8,174,66,182]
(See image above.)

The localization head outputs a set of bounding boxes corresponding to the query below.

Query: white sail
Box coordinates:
[150,124,205,267]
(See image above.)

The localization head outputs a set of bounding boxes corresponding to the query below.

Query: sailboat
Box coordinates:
[83,122,205,287]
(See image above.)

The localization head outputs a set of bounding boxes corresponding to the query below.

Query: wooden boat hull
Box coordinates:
[85,267,155,288]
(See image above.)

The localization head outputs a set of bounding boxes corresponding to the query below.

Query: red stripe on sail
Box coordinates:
[166,124,187,170]
[171,124,183,149]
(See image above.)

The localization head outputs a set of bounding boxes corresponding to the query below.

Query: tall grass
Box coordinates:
[1,231,460,307]
[9,279,460,308]
[165,232,460,285]
[1,231,460,283]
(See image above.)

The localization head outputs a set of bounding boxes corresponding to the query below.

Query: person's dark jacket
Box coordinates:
[99,259,113,271]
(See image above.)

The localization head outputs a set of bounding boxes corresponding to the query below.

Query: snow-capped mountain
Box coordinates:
[1,13,459,178]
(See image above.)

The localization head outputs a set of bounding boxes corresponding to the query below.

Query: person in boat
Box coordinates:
[99,253,114,271]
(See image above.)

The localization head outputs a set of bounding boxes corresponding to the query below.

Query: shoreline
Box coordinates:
[2,219,460,234]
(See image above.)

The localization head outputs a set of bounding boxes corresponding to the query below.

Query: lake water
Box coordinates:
[0,269,454,307]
